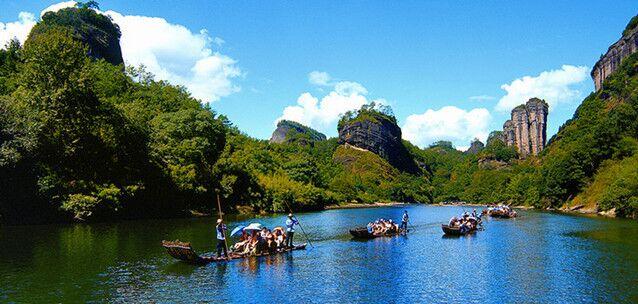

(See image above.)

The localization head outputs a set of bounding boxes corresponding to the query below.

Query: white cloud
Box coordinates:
[212,37,225,47]
[104,10,241,102]
[277,80,370,134]
[0,12,36,46]
[402,106,492,148]
[308,71,331,86]
[334,81,367,96]
[0,1,241,103]
[496,65,588,112]
[41,1,76,17]
[469,95,495,101]
[0,1,75,46]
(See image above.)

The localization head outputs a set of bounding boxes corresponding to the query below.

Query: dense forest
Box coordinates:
[0,5,637,224]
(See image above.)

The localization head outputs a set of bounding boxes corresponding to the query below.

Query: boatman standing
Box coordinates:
[216,219,228,259]
[285,213,298,248]
[400,210,409,231]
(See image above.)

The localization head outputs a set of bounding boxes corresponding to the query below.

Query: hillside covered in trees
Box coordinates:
[1,5,637,224]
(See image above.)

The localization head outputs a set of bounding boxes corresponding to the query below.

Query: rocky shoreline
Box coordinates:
[435,201,625,218]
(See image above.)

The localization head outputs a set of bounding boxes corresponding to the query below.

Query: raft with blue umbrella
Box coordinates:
[162,222,306,265]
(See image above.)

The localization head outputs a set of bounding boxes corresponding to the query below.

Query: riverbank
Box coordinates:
[433,201,622,218]
[556,204,633,219]
[325,202,410,210]
[435,201,485,207]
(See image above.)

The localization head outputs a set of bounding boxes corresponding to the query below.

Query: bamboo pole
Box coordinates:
[282,200,314,248]
[216,193,231,260]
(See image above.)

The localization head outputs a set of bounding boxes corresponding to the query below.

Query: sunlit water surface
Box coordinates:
[1,205,637,303]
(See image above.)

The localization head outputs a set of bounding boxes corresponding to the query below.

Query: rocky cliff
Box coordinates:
[338,112,419,174]
[465,138,484,154]
[28,7,124,66]
[270,120,326,144]
[591,14,638,91]
[502,98,548,158]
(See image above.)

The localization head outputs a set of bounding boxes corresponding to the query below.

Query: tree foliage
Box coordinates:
[0,23,225,223]
[2,6,638,223]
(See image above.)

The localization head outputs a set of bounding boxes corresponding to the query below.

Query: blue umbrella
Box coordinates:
[244,223,263,231]
[231,225,246,237]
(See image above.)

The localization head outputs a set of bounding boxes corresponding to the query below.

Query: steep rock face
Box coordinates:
[502,98,548,158]
[465,139,484,154]
[591,15,638,91]
[502,121,515,147]
[511,105,531,155]
[29,7,124,66]
[338,117,419,174]
[270,120,326,144]
[526,99,548,155]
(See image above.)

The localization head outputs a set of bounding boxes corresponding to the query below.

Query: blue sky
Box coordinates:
[1,1,637,149]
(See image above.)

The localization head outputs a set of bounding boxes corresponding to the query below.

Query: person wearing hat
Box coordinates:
[216,218,228,259]
[285,213,298,248]
[400,210,409,231]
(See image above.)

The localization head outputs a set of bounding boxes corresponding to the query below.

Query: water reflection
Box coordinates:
[1,206,637,303]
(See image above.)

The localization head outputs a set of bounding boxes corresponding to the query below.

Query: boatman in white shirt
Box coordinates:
[400,210,409,231]
[285,213,298,248]
[216,219,228,259]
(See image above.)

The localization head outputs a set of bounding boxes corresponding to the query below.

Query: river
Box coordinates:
[1,205,637,303]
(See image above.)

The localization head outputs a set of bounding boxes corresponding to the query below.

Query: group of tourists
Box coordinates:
[483,204,518,218]
[448,209,482,233]
[366,211,409,236]
[215,213,299,259]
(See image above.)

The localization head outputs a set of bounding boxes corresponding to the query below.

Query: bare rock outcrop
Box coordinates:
[338,115,419,174]
[502,98,548,158]
[591,15,638,91]
[465,139,484,154]
[270,120,326,144]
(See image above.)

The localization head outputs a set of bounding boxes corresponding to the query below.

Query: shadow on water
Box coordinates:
[348,235,408,242]
[162,261,199,276]
[441,234,469,239]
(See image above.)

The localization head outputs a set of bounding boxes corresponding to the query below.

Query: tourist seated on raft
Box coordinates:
[255,227,269,253]
[231,230,248,251]
[486,204,516,217]
[230,226,289,256]
[232,231,251,252]
[459,221,470,233]
[272,227,286,249]
[238,230,259,255]
[449,216,459,226]
[256,227,282,254]
[266,232,277,253]
[448,215,476,230]
[367,218,401,236]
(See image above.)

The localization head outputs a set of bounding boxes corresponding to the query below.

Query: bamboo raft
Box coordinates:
[483,209,518,218]
[441,224,476,236]
[162,240,307,265]
[349,227,407,239]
